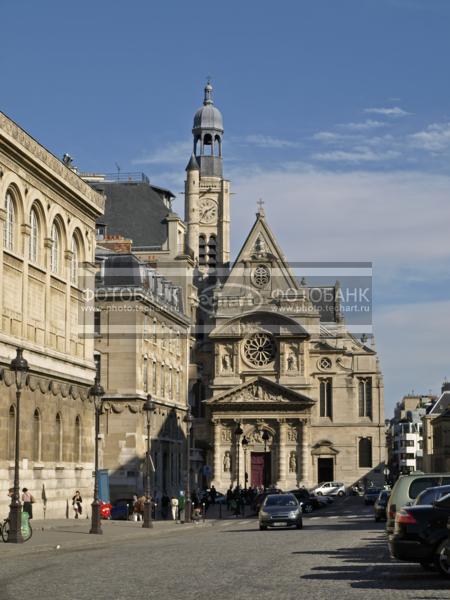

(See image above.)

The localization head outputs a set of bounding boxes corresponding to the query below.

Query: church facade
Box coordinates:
[184,84,385,491]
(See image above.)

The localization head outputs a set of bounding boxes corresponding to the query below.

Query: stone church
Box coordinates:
[185,83,385,491]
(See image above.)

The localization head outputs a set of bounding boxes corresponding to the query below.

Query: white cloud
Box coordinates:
[312,147,400,163]
[409,122,450,152]
[132,140,192,165]
[241,134,300,148]
[338,119,388,131]
[364,106,411,117]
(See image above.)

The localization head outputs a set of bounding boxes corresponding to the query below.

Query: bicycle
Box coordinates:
[1,515,33,542]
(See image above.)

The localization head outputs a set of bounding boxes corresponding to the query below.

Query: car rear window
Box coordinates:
[409,478,440,499]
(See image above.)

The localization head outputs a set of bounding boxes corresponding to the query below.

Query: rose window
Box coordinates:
[319,357,332,370]
[252,265,270,288]
[243,333,276,367]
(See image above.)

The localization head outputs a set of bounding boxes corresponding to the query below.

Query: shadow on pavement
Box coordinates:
[294,532,448,591]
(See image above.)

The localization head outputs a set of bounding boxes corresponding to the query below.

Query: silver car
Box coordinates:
[259,493,303,530]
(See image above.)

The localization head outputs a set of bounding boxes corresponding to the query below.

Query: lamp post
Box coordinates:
[383,466,390,488]
[8,348,29,544]
[143,395,155,528]
[234,423,243,488]
[89,378,105,535]
[184,408,194,523]
[262,430,270,492]
[242,436,249,490]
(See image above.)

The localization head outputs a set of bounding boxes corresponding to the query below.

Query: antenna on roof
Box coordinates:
[115,162,121,182]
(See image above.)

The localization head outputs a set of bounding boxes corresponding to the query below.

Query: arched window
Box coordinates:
[358,437,372,468]
[207,235,217,267]
[29,207,39,263]
[203,133,213,155]
[161,365,165,396]
[143,356,148,393]
[319,378,333,418]
[8,405,16,460]
[358,378,373,418]
[4,192,15,251]
[50,223,60,274]
[70,236,79,285]
[74,416,81,463]
[33,409,41,462]
[152,361,157,393]
[55,412,63,462]
[199,235,206,265]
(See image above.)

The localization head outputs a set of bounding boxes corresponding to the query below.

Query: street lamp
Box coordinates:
[184,408,194,523]
[8,348,29,544]
[262,430,270,491]
[89,378,105,535]
[142,395,155,529]
[241,436,249,490]
[234,423,243,488]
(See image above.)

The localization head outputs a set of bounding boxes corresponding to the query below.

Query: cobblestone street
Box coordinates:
[0,498,448,600]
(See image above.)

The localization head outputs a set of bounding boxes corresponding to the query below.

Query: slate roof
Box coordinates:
[92,181,172,249]
[429,391,450,416]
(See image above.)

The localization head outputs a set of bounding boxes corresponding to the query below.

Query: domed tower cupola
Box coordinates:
[193,81,224,177]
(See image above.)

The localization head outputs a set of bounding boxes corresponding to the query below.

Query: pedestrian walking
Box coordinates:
[72,490,83,519]
[210,485,217,504]
[161,492,170,520]
[226,486,233,511]
[170,496,179,521]
[21,488,35,519]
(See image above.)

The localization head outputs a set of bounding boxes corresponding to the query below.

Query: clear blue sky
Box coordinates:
[2,0,450,414]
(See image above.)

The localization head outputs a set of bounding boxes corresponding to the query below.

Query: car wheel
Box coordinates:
[259,525,267,531]
[338,491,344,497]
[296,521,303,529]
[316,491,322,496]
[434,541,450,577]
[304,504,314,513]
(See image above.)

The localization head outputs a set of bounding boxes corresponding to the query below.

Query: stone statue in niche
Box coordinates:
[223,451,231,472]
[254,235,267,255]
[289,452,297,473]
[222,352,232,373]
[287,352,297,371]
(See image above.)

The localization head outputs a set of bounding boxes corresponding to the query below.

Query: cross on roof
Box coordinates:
[257,198,265,211]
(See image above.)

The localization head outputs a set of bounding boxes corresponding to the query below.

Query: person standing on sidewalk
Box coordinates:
[72,491,83,519]
[22,488,35,519]
[170,496,179,521]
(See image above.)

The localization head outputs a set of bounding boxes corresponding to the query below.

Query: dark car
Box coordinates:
[259,493,303,530]
[364,487,383,505]
[388,492,450,577]
[289,489,321,513]
[110,498,134,520]
[251,489,282,514]
[414,485,450,506]
[374,490,390,522]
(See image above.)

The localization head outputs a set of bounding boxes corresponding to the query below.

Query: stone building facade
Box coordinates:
[0,112,104,518]
[95,248,191,499]
[184,84,386,492]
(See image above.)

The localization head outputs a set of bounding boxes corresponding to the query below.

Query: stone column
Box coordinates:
[212,419,221,486]
[0,207,5,319]
[277,420,287,488]
[301,419,310,487]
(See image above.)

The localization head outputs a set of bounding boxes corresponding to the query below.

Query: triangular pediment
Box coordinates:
[205,377,315,407]
[219,212,302,297]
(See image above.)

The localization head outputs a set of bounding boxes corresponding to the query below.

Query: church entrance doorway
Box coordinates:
[251,452,271,489]
[318,457,334,483]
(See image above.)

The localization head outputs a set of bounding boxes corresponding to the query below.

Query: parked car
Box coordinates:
[374,490,390,521]
[386,473,450,534]
[314,482,346,497]
[110,498,134,520]
[364,487,383,505]
[288,489,317,513]
[259,493,303,530]
[314,494,334,507]
[388,492,450,576]
[414,485,450,506]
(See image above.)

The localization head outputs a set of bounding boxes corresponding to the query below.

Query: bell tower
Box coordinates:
[185,82,230,276]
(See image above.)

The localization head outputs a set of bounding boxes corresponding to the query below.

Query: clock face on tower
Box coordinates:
[199,198,218,224]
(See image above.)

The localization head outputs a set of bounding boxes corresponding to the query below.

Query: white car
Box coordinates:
[314,481,346,497]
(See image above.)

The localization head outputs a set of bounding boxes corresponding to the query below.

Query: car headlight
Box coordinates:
[289,511,298,519]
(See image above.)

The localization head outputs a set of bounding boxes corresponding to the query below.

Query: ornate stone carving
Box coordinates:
[287,428,298,442]
[221,429,232,442]
[221,345,233,374]
[242,333,276,368]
